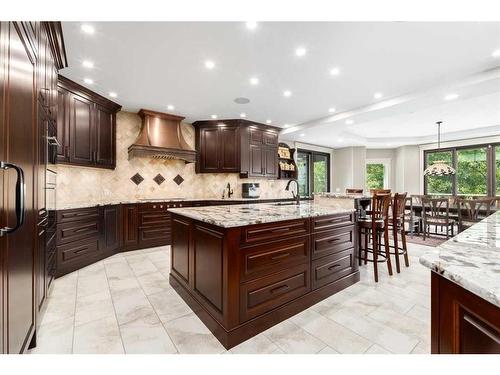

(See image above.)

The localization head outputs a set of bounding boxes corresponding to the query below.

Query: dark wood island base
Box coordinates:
[169,211,359,349]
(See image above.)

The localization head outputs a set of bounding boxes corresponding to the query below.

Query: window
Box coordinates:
[425,151,453,195]
[366,163,385,190]
[456,147,488,195]
[297,150,330,196]
[424,143,499,197]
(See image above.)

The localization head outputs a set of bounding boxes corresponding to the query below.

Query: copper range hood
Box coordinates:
[128,109,196,163]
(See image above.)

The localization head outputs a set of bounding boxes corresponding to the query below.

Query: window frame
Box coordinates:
[297,149,331,197]
[423,142,498,197]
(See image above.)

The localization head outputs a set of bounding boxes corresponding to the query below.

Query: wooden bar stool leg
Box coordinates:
[384,227,393,276]
[358,228,363,266]
[393,224,401,273]
[364,229,369,265]
[373,230,379,283]
[401,226,410,267]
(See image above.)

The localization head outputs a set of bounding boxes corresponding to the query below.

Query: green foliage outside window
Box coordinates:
[297,153,309,196]
[366,163,384,190]
[425,151,453,195]
[313,158,328,193]
[456,148,487,195]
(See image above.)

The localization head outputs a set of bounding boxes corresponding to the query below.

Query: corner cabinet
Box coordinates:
[56,75,121,169]
[193,119,280,178]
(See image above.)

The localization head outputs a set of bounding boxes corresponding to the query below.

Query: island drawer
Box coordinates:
[56,237,101,276]
[312,225,355,260]
[138,211,170,227]
[311,249,356,290]
[240,263,310,322]
[240,236,310,282]
[57,207,99,223]
[240,219,309,245]
[313,212,354,232]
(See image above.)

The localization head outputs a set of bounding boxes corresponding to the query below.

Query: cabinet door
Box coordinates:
[56,87,70,162]
[94,104,115,168]
[123,204,139,250]
[264,147,278,178]
[263,131,278,146]
[249,144,264,177]
[219,126,240,171]
[69,93,94,166]
[101,205,121,254]
[199,127,220,172]
[249,128,264,145]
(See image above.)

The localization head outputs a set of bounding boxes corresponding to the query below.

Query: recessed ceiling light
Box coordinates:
[283,90,292,97]
[330,67,340,76]
[345,119,354,125]
[295,47,307,57]
[338,138,344,142]
[109,92,117,98]
[81,24,95,34]
[300,133,305,137]
[266,120,272,124]
[82,60,94,69]
[374,92,383,99]
[246,21,258,30]
[444,93,459,101]
[328,108,336,113]
[211,114,218,119]
[204,60,215,70]
[167,104,175,111]
[240,113,247,118]
[492,49,500,57]
[83,78,93,85]
[249,77,259,85]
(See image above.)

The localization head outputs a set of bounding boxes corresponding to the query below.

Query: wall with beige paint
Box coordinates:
[55,111,290,208]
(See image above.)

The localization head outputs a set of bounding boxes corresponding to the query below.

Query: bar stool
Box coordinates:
[389,193,410,273]
[358,192,393,282]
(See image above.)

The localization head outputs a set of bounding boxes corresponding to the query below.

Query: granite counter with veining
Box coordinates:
[419,211,500,308]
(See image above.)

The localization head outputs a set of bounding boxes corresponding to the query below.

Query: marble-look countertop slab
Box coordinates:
[419,211,500,308]
[56,197,304,210]
[314,193,370,199]
[168,202,354,228]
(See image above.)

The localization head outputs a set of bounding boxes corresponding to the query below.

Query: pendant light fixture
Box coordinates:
[423,121,456,176]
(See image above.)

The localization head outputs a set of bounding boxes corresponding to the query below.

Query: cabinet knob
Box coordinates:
[160,205,164,209]
[153,205,156,209]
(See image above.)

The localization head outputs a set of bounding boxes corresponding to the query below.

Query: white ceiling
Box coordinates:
[61,21,500,147]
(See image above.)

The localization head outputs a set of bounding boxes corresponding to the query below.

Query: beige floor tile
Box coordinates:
[29,317,74,354]
[75,290,115,327]
[317,346,340,354]
[40,294,76,326]
[163,314,226,354]
[77,261,105,278]
[137,272,172,295]
[149,289,192,323]
[120,321,177,354]
[127,258,159,276]
[229,334,279,354]
[365,344,391,354]
[104,261,135,279]
[406,304,430,324]
[411,340,430,354]
[111,287,159,326]
[107,275,141,292]
[73,316,124,354]
[77,273,109,298]
[290,309,371,353]
[263,320,327,354]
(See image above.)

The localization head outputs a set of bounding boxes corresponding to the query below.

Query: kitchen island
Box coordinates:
[168,202,359,349]
[420,211,500,354]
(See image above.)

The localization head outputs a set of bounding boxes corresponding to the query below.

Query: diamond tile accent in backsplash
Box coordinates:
[173,174,184,186]
[153,173,165,185]
[130,173,144,185]
[55,111,290,207]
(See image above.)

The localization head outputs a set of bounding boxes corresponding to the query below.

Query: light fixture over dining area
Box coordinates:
[423,121,456,176]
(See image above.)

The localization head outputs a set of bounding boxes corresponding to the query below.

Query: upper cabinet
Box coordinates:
[56,76,120,169]
[193,119,280,178]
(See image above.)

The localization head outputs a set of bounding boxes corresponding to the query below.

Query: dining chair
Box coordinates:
[421,197,456,239]
[404,197,421,237]
[456,197,495,233]
[389,193,410,273]
[369,188,391,196]
[346,188,363,194]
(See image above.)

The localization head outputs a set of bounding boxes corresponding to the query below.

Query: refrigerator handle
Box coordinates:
[0,161,25,237]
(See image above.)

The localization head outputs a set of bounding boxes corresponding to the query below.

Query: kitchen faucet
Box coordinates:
[226,183,234,198]
[285,179,300,205]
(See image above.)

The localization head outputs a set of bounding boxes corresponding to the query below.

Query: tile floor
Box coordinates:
[29,243,432,354]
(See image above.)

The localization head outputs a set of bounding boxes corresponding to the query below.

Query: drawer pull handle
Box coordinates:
[74,227,93,233]
[271,252,290,260]
[328,264,341,270]
[270,284,289,294]
[271,228,289,233]
[327,238,340,243]
[74,247,88,255]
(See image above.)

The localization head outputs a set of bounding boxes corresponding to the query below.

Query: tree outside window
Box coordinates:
[366,163,385,190]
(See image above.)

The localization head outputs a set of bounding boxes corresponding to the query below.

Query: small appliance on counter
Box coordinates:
[242,183,260,198]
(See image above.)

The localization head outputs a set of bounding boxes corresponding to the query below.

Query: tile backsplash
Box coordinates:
[55,111,290,207]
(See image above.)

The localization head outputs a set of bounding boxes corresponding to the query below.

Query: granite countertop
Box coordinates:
[57,197,302,210]
[419,211,500,308]
[314,193,370,199]
[168,202,354,228]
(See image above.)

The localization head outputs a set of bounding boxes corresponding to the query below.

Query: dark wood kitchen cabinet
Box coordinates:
[100,205,121,254]
[57,75,120,169]
[0,21,66,354]
[193,119,279,178]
